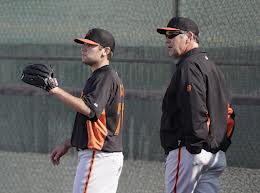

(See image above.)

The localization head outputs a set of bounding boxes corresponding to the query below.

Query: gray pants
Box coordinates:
[165,147,226,193]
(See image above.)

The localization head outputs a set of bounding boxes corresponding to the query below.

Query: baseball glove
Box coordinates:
[21,63,58,92]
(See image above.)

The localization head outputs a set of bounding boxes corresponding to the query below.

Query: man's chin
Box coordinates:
[168,52,177,58]
[83,60,95,66]
[169,52,181,59]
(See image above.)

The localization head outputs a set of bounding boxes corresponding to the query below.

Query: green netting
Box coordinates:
[178,0,260,48]
[0,0,260,192]
[0,0,173,47]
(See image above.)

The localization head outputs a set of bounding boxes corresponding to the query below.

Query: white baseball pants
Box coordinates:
[73,150,123,193]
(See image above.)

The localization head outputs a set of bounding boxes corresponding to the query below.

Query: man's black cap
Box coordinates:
[157,17,199,36]
[74,28,115,52]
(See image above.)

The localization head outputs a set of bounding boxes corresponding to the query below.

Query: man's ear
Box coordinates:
[187,31,193,39]
[185,32,193,43]
[188,32,197,42]
[104,47,111,56]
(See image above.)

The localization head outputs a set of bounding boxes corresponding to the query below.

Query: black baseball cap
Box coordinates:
[157,17,199,36]
[74,28,115,52]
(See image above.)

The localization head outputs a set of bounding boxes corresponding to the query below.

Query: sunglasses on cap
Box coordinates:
[165,30,186,39]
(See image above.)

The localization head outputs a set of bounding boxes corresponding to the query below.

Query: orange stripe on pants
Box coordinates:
[173,147,181,193]
[83,150,96,193]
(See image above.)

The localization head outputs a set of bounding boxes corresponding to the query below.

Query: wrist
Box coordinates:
[49,87,59,94]
[63,140,72,150]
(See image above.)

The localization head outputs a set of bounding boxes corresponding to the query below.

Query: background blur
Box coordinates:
[0,0,259,193]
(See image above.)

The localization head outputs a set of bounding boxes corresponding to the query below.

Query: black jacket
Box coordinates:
[160,48,229,154]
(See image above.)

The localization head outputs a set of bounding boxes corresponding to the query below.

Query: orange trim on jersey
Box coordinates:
[83,150,96,193]
[114,84,124,135]
[86,110,108,150]
[114,102,124,135]
[120,84,124,97]
[121,103,124,133]
[227,105,234,138]
[206,113,211,133]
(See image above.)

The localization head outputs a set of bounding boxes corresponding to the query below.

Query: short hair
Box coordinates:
[182,31,199,44]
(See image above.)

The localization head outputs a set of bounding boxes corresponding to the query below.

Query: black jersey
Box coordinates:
[71,65,124,152]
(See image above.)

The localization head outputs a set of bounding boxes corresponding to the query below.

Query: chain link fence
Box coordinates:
[0,0,260,192]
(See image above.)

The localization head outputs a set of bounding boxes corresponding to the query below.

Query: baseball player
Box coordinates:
[21,28,124,193]
[157,17,230,193]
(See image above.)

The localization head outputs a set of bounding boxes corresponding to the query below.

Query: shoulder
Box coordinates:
[181,49,217,74]
[92,66,122,86]
[104,66,122,84]
[180,58,201,75]
[91,66,113,80]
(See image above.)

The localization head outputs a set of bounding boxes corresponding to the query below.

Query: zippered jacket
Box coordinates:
[160,48,229,154]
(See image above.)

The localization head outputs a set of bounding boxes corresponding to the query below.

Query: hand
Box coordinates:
[50,141,71,165]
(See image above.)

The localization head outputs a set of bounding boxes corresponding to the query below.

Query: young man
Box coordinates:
[157,17,230,193]
[49,28,124,193]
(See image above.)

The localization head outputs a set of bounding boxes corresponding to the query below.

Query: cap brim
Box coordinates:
[157,27,180,34]
[74,38,100,46]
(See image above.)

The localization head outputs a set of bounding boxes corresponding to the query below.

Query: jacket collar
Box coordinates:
[176,47,206,68]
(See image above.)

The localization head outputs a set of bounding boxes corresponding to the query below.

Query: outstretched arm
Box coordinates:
[50,87,91,117]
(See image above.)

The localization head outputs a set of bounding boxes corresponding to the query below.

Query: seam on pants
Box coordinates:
[173,146,182,193]
[83,150,96,193]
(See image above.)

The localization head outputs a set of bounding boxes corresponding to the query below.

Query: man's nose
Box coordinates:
[81,47,88,52]
[165,37,171,44]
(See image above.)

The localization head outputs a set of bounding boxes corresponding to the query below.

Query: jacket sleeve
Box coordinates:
[180,62,209,144]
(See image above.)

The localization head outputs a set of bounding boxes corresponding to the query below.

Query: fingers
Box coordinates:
[50,150,61,165]
[49,144,69,166]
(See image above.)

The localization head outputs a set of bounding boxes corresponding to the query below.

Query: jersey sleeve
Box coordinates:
[81,74,112,121]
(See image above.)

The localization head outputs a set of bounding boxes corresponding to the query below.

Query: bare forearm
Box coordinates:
[63,139,72,149]
[50,87,91,116]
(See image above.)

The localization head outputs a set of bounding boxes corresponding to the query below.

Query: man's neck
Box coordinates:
[175,43,199,60]
[185,42,199,53]
[90,60,110,72]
